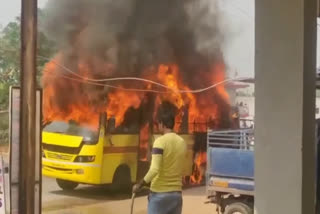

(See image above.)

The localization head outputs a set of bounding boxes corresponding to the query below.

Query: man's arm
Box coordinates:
[133,140,163,193]
[143,148,163,183]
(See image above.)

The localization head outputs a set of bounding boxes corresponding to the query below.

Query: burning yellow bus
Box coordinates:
[40,0,238,191]
[42,112,198,190]
[41,62,234,190]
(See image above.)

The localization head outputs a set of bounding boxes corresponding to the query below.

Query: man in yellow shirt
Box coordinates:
[133,108,187,214]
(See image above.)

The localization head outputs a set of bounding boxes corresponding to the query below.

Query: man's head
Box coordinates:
[158,111,175,130]
[157,101,177,132]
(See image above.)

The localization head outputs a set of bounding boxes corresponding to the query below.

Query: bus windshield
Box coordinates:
[43,121,99,140]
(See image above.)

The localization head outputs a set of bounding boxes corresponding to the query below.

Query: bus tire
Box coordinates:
[112,165,132,192]
[224,202,253,214]
[56,179,79,191]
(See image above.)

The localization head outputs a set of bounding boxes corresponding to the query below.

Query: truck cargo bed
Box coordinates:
[207,129,254,195]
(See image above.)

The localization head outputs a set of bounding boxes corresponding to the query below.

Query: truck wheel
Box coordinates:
[224,202,253,214]
[112,165,131,192]
[56,179,79,191]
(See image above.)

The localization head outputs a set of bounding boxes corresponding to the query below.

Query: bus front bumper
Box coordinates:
[42,158,102,185]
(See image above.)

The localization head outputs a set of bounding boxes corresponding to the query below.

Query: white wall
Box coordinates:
[236,96,320,120]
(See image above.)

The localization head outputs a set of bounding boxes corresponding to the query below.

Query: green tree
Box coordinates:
[0,10,56,144]
[0,19,20,86]
[0,10,56,110]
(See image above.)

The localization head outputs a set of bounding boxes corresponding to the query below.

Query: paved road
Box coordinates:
[42,177,130,212]
[42,177,215,214]
[0,150,214,213]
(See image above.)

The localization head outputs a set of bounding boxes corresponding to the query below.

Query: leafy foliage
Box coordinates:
[0,10,57,144]
[0,10,56,111]
[0,19,20,86]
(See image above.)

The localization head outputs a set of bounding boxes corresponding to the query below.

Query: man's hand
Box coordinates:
[132,183,142,194]
[132,180,147,193]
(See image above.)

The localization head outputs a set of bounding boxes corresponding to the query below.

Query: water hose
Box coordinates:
[130,192,136,214]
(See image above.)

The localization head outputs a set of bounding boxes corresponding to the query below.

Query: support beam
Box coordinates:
[255,0,317,214]
[20,0,37,213]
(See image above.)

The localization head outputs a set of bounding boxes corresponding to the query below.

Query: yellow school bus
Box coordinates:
[42,113,195,190]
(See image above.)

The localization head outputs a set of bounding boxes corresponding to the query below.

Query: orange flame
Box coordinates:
[42,55,231,183]
[43,60,229,130]
[42,57,100,128]
[107,90,142,126]
[139,124,149,161]
[190,151,207,184]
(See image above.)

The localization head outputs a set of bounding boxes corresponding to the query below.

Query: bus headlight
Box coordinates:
[76,169,84,174]
[74,155,95,163]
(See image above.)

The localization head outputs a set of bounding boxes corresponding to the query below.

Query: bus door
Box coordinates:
[136,123,151,180]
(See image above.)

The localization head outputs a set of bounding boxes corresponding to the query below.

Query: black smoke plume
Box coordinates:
[41,0,231,129]
[42,0,223,83]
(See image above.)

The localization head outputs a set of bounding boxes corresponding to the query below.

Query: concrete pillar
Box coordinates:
[255,0,317,214]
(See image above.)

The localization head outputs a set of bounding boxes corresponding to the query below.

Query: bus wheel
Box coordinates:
[224,202,253,214]
[56,179,79,191]
[112,165,131,193]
